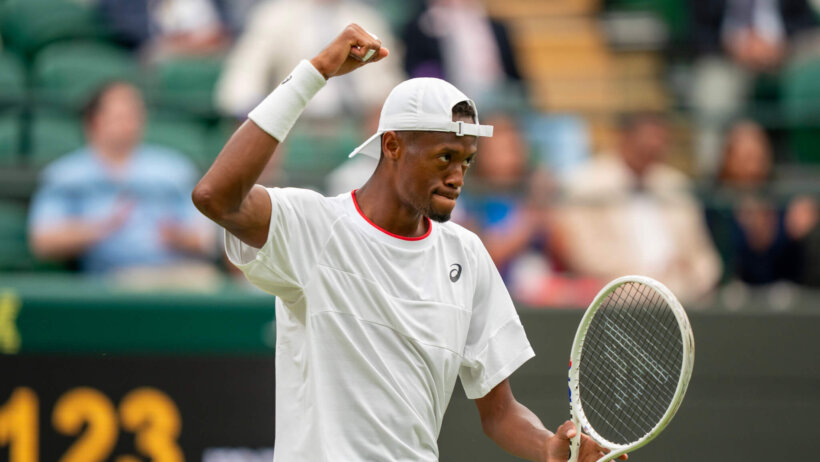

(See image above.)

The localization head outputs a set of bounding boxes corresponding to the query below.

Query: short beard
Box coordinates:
[411,196,452,223]
[419,202,451,223]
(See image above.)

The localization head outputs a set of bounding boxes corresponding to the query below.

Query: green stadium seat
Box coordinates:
[29,111,85,167]
[32,41,138,109]
[605,0,689,45]
[284,120,360,187]
[205,116,239,161]
[0,112,23,166]
[0,200,67,271]
[0,0,108,57]
[0,201,35,270]
[782,57,820,164]
[0,52,26,108]
[144,115,211,170]
[147,56,224,115]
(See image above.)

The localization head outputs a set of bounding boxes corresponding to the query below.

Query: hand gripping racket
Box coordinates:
[567,275,694,462]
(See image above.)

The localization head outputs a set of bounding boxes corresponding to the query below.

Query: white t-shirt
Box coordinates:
[225,188,534,462]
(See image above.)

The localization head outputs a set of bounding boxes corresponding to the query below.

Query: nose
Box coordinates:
[444,164,464,190]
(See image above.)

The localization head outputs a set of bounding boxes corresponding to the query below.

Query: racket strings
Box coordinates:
[578,282,683,445]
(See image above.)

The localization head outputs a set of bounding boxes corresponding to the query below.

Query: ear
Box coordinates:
[382,131,401,161]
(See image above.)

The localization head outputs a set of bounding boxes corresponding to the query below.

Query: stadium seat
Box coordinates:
[604,0,689,44]
[0,112,23,166]
[782,57,820,164]
[0,201,35,271]
[31,41,138,109]
[29,111,85,167]
[206,117,239,161]
[147,56,224,115]
[0,0,108,57]
[0,52,26,108]
[284,120,360,187]
[144,115,211,171]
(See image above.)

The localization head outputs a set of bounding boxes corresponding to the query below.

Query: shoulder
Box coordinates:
[646,163,692,191]
[436,220,487,257]
[39,147,95,184]
[137,144,194,167]
[564,154,628,197]
[136,144,199,178]
[269,186,327,202]
[267,187,341,215]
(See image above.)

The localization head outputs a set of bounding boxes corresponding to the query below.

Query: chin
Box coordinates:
[428,211,452,223]
[426,201,454,223]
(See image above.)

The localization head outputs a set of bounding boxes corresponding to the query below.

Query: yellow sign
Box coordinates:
[0,291,21,354]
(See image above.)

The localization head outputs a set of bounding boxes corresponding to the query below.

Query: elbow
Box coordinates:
[191,183,224,222]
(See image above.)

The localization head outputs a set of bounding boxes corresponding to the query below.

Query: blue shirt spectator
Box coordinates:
[29,145,207,273]
[28,81,216,280]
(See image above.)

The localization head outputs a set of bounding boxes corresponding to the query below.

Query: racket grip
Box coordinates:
[568,422,581,462]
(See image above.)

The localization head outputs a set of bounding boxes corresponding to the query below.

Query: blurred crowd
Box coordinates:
[1,0,819,307]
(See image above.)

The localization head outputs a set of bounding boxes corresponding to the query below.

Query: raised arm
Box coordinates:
[191,24,388,248]
[475,379,626,462]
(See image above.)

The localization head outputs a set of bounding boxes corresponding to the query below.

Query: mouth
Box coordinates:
[434,190,459,201]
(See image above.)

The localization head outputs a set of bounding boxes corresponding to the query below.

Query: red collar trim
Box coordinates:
[351,190,432,241]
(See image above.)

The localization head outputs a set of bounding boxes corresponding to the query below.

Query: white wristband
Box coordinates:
[248,60,327,142]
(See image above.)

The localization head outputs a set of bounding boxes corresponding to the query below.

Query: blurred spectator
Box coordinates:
[708,120,819,285]
[559,113,722,304]
[689,0,818,174]
[28,82,217,288]
[402,0,523,103]
[212,0,263,35]
[214,0,404,119]
[99,0,231,62]
[455,114,598,307]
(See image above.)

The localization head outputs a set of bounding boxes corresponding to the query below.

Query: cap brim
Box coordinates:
[348,132,382,159]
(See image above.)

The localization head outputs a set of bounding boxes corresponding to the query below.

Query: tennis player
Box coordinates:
[193,24,626,462]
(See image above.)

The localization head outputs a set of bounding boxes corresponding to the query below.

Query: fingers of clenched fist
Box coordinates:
[547,421,627,462]
[310,23,389,79]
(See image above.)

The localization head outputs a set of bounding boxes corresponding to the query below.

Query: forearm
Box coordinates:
[30,222,106,260]
[483,399,552,462]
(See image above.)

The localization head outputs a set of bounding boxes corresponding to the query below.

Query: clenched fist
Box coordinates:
[309,23,389,80]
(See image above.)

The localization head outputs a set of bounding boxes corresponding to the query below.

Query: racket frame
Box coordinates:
[567,275,695,462]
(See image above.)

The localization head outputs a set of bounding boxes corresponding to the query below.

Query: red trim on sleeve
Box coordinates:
[351,190,432,241]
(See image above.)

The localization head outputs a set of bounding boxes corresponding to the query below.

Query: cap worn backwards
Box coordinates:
[348,78,494,159]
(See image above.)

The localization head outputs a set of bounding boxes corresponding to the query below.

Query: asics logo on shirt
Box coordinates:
[449,263,462,282]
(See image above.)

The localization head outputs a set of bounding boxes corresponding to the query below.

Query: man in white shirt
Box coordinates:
[193,24,624,462]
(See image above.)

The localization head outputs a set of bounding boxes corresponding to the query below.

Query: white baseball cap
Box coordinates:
[348,78,494,159]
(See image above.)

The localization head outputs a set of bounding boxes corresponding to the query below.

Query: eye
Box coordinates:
[462,156,475,167]
[438,154,451,164]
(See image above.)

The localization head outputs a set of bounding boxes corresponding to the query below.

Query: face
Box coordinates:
[87,83,145,151]
[389,117,478,222]
[474,115,526,187]
[621,120,668,176]
[721,123,772,185]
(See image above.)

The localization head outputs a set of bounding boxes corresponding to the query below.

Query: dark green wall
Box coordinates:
[440,310,820,462]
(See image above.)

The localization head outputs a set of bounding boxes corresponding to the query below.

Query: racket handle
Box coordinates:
[568,421,581,462]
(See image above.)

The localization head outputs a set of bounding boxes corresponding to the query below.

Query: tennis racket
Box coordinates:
[567,275,694,462]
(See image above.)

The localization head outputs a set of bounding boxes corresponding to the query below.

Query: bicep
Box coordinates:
[475,379,514,426]
[220,184,272,248]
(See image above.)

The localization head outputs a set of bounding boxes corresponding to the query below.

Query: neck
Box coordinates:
[355,175,429,238]
[90,140,134,167]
